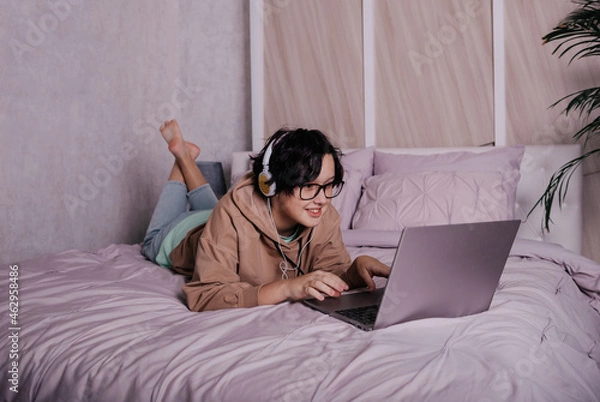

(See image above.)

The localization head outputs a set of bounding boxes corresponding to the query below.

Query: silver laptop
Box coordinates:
[303,220,520,331]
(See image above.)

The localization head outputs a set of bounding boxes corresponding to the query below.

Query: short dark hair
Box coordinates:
[251,128,344,196]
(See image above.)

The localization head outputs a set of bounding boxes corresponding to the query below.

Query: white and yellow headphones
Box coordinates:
[258,136,280,197]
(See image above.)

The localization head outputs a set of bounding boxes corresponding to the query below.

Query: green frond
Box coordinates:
[533,1,600,231]
[542,0,600,62]
[551,86,600,116]
[572,116,600,146]
[528,148,600,231]
[550,88,600,146]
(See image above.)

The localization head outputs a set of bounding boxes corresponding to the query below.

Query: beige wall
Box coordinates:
[259,0,600,262]
[263,0,364,148]
[374,0,494,148]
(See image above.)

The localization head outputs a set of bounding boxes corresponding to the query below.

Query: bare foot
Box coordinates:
[160,119,181,143]
[161,120,207,190]
[186,141,201,160]
[160,119,199,160]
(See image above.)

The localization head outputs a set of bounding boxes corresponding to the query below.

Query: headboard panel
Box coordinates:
[231,145,582,253]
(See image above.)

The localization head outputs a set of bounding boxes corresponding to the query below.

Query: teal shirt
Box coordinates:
[155,210,213,268]
[280,226,300,243]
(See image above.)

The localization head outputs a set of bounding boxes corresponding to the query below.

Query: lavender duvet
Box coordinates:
[2,238,600,401]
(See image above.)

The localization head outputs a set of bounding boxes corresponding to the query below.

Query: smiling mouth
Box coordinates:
[307,208,321,217]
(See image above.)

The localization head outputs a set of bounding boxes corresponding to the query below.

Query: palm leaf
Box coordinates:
[529,148,600,231]
[572,116,600,146]
[530,1,600,231]
[551,87,600,115]
[542,0,600,63]
[551,86,600,146]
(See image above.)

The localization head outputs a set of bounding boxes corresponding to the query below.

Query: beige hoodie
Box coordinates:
[173,173,354,312]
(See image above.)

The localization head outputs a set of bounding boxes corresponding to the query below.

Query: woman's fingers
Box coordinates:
[353,255,391,290]
[303,271,348,299]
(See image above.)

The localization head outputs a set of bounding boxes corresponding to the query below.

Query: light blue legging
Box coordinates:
[142,181,218,262]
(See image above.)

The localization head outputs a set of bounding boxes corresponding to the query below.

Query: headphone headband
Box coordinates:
[262,138,274,171]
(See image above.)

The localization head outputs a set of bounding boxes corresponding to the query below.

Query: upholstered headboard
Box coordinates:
[231,145,582,253]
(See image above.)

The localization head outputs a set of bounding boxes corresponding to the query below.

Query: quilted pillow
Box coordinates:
[331,148,374,229]
[331,168,363,229]
[374,146,525,175]
[351,170,520,230]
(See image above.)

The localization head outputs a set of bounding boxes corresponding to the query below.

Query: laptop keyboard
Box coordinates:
[336,305,379,325]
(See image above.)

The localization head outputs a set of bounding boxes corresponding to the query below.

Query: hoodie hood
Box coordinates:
[230,172,289,244]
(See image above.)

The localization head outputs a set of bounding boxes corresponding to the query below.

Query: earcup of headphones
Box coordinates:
[258,170,276,197]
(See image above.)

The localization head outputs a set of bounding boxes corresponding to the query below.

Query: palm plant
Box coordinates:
[530,0,600,230]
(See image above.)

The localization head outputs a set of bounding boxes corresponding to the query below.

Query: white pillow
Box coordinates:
[352,170,520,230]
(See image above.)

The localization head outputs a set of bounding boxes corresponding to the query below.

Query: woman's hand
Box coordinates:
[346,255,391,291]
[258,271,349,305]
[285,270,349,301]
[257,256,390,306]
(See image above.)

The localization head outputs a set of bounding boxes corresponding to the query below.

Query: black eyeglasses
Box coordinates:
[298,181,344,200]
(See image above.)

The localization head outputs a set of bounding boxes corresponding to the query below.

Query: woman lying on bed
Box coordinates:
[142,120,390,312]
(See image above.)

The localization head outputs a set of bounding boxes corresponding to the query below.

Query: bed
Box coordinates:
[3,145,600,401]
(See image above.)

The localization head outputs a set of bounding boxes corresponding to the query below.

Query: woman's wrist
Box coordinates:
[257,280,290,305]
